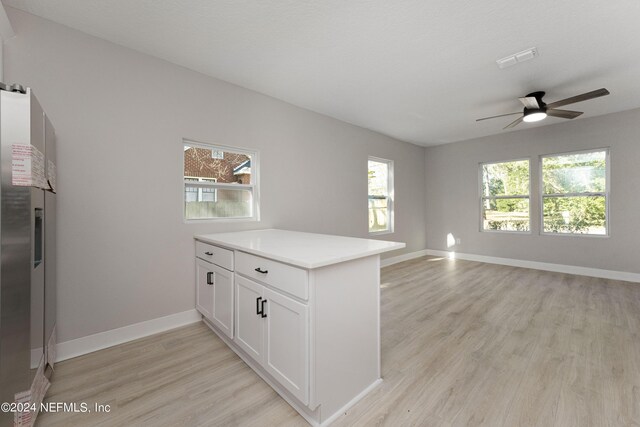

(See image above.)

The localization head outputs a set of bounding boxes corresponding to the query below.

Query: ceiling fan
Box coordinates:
[476,88,610,129]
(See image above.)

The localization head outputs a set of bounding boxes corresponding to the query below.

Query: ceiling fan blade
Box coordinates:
[546,88,610,109]
[518,96,539,109]
[503,116,524,129]
[546,109,583,119]
[476,112,522,122]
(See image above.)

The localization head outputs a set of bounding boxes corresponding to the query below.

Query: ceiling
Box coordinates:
[4,0,640,146]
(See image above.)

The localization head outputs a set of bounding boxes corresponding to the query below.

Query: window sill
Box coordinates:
[369,230,394,236]
[184,217,260,224]
[540,231,609,238]
[480,229,532,235]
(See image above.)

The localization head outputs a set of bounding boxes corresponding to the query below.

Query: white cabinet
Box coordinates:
[263,287,308,404]
[234,275,309,405]
[196,240,234,270]
[196,243,234,339]
[235,275,263,361]
[195,230,405,426]
[196,258,214,320]
[235,251,309,300]
[210,264,233,338]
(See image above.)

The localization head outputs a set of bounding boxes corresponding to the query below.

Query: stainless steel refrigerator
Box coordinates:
[0,84,57,427]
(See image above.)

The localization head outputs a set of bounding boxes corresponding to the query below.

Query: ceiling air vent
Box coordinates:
[496,47,538,69]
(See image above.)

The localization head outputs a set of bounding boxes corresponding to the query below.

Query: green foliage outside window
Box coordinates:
[483,161,530,197]
[485,198,530,231]
[481,160,530,231]
[481,151,607,235]
[542,151,607,234]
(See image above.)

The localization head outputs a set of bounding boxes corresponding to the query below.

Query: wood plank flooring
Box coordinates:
[37,256,640,426]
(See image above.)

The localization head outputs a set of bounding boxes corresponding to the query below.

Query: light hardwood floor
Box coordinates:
[37,256,640,426]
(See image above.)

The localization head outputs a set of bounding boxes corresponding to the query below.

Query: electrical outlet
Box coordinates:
[455,238,461,245]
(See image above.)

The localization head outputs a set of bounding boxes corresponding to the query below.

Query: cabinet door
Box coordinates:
[196,259,214,320]
[210,264,234,339]
[235,275,264,363]
[263,288,309,405]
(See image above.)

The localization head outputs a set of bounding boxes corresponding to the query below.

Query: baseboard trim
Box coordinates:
[321,378,383,426]
[55,309,201,362]
[381,248,640,283]
[381,249,430,267]
[425,249,640,283]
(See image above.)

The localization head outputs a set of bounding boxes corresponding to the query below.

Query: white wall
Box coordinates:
[425,108,640,274]
[0,3,15,81]
[4,8,427,342]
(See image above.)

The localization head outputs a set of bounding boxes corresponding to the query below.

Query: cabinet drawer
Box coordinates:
[236,252,308,300]
[196,241,234,271]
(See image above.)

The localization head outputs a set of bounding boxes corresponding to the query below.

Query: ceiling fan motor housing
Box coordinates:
[523,91,547,115]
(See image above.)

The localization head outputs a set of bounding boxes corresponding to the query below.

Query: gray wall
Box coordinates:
[425,108,640,273]
[4,8,426,342]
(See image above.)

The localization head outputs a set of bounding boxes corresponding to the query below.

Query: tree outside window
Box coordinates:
[481,159,530,232]
[541,150,608,235]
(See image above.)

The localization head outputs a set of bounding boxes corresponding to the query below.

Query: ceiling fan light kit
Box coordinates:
[476,88,610,129]
[523,111,547,122]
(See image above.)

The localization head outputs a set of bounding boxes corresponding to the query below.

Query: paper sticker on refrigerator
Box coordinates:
[11,144,47,188]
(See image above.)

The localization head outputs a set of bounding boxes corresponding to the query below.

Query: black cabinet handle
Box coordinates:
[206,272,214,285]
[205,251,213,256]
[261,299,267,318]
[255,267,268,274]
[256,297,262,315]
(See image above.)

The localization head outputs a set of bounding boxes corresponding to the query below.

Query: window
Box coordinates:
[183,141,259,221]
[480,159,530,232]
[368,157,394,233]
[541,149,608,235]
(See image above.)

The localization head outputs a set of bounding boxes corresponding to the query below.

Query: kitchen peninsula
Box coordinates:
[194,229,404,426]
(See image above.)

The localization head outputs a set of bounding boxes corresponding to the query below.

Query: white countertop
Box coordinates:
[194,229,405,269]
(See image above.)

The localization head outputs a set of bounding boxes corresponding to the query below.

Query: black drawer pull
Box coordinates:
[204,251,213,256]
[261,299,267,318]
[256,297,263,315]
[255,267,268,274]
[206,272,214,285]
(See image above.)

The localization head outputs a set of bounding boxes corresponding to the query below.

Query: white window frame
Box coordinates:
[539,147,609,237]
[183,139,260,223]
[479,158,531,234]
[368,156,394,235]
